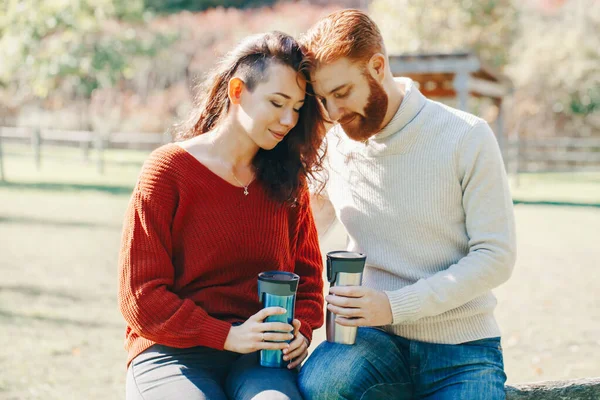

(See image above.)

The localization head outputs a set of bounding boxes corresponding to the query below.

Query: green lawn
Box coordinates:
[1,143,599,398]
[2,142,599,205]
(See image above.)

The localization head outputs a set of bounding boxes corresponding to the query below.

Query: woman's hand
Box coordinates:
[223,307,294,354]
[282,319,309,369]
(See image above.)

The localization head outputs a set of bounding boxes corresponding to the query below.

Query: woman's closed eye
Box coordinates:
[271,101,302,113]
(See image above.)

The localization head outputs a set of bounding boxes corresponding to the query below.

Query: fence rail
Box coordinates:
[504,137,600,173]
[1,126,600,178]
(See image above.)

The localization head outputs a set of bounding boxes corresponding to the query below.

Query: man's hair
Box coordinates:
[300,9,385,66]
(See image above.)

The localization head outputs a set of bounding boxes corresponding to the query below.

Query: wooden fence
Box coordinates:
[505,137,600,174]
[0,126,168,176]
[1,126,600,179]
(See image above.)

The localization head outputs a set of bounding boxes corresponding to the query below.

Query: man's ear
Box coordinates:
[228,77,245,105]
[368,53,386,83]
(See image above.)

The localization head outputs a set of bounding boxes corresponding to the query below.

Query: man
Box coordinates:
[298,9,516,400]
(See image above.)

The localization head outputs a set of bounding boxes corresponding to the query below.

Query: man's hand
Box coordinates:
[326,286,393,327]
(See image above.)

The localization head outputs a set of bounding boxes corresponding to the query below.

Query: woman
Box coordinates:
[118,31,326,400]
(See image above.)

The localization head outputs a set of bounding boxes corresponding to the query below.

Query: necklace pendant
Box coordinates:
[243,187,249,195]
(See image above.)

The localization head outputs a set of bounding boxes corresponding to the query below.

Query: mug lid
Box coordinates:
[257,271,300,297]
[258,271,299,283]
[326,251,366,261]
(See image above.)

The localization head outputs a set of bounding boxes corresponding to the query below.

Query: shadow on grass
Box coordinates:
[0,180,134,195]
[513,199,600,208]
[0,308,122,329]
[0,215,122,230]
[0,284,83,302]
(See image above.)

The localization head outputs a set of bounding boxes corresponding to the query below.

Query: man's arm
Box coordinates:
[327,122,516,328]
[383,122,517,324]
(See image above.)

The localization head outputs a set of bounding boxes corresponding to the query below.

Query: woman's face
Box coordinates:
[237,63,306,150]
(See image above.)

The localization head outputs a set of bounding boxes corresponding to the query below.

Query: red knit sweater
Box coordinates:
[118,144,324,367]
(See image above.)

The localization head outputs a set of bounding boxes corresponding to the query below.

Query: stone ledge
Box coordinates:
[506,377,600,400]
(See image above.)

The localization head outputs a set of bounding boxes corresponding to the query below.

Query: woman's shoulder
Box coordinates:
[137,143,187,195]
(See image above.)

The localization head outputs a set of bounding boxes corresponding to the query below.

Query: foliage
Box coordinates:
[144,0,276,14]
[0,0,176,101]
[369,0,518,67]
[507,0,599,137]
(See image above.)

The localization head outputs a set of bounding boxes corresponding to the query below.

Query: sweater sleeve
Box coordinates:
[385,122,517,324]
[118,155,232,349]
[292,190,325,343]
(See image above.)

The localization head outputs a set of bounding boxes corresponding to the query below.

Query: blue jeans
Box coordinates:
[299,328,506,400]
[126,344,302,400]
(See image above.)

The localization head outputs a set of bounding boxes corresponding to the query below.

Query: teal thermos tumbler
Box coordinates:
[257,271,299,368]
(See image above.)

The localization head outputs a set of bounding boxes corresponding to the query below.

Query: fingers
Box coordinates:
[328,286,364,297]
[325,294,361,308]
[257,340,290,351]
[260,322,294,333]
[283,333,308,369]
[283,335,305,360]
[335,316,366,327]
[287,349,308,369]
[327,303,362,318]
[292,319,301,333]
[251,307,287,322]
[262,331,294,342]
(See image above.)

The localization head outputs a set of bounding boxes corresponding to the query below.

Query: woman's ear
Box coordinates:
[228,77,245,105]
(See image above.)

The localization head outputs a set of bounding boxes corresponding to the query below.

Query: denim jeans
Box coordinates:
[298,327,506,400]
[126,344,302,400]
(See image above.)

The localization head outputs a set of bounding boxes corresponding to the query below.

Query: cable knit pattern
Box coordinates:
[324,78,516,344]
[118,144,324,367]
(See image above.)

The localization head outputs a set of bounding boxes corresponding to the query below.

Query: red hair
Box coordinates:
[300,9,385,66]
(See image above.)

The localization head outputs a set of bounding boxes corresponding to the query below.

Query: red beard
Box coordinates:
[339,74,388,142]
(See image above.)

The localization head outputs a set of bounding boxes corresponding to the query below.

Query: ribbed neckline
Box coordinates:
[165,143,259,195]
[329,78,428,158]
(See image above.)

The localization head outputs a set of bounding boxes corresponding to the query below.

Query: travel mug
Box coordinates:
[326,250,367,345]
[257,271,299,368]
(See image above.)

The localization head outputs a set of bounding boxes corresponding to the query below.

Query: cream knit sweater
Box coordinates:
[323,78,517,344]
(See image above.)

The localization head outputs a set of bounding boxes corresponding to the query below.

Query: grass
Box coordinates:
[1,143,599,398]
[509,172,600,205]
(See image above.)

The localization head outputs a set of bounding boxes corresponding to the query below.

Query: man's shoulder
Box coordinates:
[421,99,490,145]
[424,99,486,129]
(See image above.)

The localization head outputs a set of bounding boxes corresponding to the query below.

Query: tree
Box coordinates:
[369,0,518,67]
[0,0,174,101]
[507,0,599,137]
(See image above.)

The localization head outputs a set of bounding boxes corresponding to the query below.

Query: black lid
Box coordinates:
[258,271,300,297]
[326,251,366,283]
[327,251,366,261]
[258,271,300,283]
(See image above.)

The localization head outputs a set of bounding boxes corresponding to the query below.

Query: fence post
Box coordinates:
[0,128,5,181]
[94,131,107,174]
[31,127,41,170]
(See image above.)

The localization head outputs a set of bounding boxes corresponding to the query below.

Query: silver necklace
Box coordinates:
[230,168,254,195]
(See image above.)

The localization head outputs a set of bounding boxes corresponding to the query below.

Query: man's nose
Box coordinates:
[326,102,343,121]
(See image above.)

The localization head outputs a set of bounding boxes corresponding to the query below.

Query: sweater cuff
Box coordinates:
[199,317,233,351]
[384,285,422,324]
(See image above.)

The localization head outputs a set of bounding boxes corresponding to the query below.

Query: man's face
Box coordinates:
[313,57,388,142]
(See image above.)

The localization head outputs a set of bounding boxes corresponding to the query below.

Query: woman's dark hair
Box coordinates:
[171,31,326,203]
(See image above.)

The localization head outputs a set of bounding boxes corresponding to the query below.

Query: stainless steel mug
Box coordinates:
[257,271,299,368]
[326,251,367,345]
